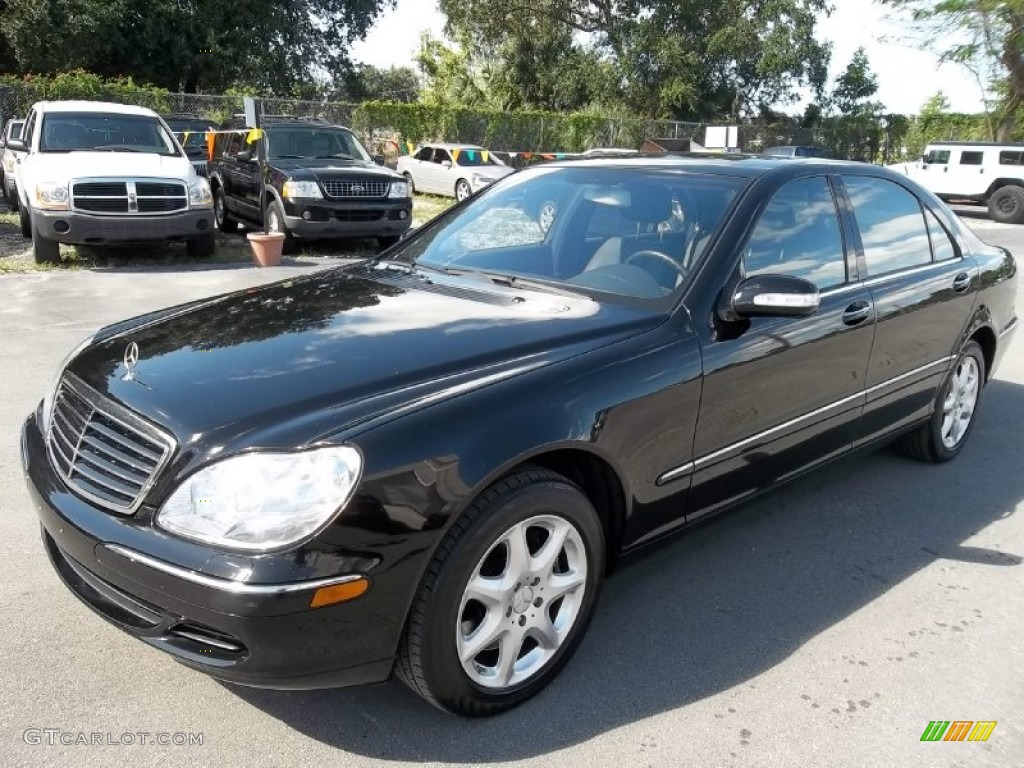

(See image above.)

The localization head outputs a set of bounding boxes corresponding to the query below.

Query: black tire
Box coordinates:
[893,340,986,463]
[213,187,239,233]
[266,197,297,254]
[7,182,20,213]
[455,179,472,202]
[19,201,31,237]
[377,235,401,250]
[397,468,604,717]
[987,185,1024,224]
[186,231,216,258]
[31,216,60,264]
[403,172,415,194]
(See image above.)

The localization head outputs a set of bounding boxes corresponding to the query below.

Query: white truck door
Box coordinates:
[945,147,990,197]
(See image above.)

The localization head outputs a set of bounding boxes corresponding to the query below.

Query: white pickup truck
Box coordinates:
[10,100,215,263]
[887,141,1024,224]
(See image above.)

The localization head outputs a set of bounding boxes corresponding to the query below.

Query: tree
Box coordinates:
[343,65,421,102]
[880,0,1022,139]
[831,47,882,116]
[437,0,832,120]
[0,0,396,94]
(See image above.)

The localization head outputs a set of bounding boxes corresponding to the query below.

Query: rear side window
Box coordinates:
[959,151,984,166]
[843,176,931,276]
[742,176,846,289]
[999,151,1024,165]
[926,209,958,262]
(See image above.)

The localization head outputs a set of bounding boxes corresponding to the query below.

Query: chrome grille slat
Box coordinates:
[46,373,175,515]
[71,178,189,217]
[320,179,389,199]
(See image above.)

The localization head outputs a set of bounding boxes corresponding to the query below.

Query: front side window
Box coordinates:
[434,149,452,165]
[395,167,744,302]
[39,113,179,155]
[265,128,371,161]
[414,146,433,161]
[844,176,931,276]
[742,176,847,289]
[923,148,950,165]
[959,151,984,166]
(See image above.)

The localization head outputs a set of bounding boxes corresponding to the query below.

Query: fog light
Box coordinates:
[310,578,369,608]
[302,211,312,221]
[399,210,408,220]
[53,220,70,234]
[197,219,209,231]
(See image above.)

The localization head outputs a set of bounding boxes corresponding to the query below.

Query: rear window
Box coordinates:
[39,113,179,156]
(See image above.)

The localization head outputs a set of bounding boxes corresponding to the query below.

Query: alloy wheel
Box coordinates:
[456,181,471,201]
[940,356,980,450]
[456,514,587,690]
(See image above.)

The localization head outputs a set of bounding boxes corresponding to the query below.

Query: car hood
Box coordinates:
[271,158,400,180]
[28,152,194,181]
[67,264,661,455]
[467,165,514,181]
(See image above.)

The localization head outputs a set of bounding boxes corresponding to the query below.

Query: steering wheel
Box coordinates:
[625,249,688,284]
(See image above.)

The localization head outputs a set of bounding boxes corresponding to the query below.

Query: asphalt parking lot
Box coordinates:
[0,207,1021,768]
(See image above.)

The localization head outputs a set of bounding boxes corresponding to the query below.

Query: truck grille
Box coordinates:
[71,179,189,215]
[46,373,175,515]
[320,179,389,199]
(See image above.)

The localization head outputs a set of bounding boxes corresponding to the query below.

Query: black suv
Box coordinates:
[162,114,217,178]
[208,117,412,251]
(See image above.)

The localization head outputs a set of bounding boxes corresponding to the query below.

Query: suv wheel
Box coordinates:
[988,185,1024,224]
[266,198,297,254]
[214,187,239,233]
[18,201,31,238]
[31,217,60,264]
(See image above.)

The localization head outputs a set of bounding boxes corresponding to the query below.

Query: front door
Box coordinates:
[688,175,875,518]
[838,174,979,444]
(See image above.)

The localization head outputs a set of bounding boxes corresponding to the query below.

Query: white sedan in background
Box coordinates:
[397,143,513,200]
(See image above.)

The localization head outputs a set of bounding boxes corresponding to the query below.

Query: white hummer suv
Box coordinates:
[887,141,1024,224]
[11,101,215,263]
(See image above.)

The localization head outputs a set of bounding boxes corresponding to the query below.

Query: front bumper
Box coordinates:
[283,197,413,239]
[32,208,215,245]
[21,415,398,689]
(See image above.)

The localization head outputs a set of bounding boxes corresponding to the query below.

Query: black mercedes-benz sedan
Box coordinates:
[22,156,1018,716]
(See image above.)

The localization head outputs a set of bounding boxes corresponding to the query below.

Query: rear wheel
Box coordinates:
[266,197,297,254]
[186,231,216,258]
[893,340,985,462]
[213,187,239,233]
[988,185,1024,224]
[31,216,60,264]
[397,468,604,717]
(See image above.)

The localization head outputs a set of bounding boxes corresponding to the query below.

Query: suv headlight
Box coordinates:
[388,180,410,199]
[282,180,323,200]
[40,332,96,434]
[188,179,213,207]
[157,446,362,552]
[35,182,69,210]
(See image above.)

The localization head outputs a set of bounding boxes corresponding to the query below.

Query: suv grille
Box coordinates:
[71,179,189,215]
[320,179,389,199]
[46,373,175,515]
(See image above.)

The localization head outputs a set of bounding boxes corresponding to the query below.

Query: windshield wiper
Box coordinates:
[314,155,353,160]
[273,154,306,159]
[86,145,148,152]
[434,266,590,298]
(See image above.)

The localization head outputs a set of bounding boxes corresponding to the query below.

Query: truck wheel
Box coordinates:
[32,222,60,264]
[266,198,297,254]
[186,231,216,258]
[19,203,31,237]
[988,185,1024,224]
[7,182,20,213]
[213,187,239,233]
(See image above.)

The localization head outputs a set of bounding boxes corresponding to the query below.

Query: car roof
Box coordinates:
[31,100,159,117]
[540,152,889,180]
[222,116,351,130]
[422,142,486,151]
[927,141,1024,148]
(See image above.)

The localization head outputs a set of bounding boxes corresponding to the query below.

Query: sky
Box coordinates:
[349,0,986,116]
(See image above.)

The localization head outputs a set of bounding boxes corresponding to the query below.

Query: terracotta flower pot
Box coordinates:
[247,232,285,267]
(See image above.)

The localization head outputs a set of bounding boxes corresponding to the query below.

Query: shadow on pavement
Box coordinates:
[227,378,1024,762]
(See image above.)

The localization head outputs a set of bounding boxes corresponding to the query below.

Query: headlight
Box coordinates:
[35,182,69,210]
[282,180,323,200]
[388,180,410,198]
[472,174,493,189]
[188,179,212,207]
[157,446,362,551]
[40,332,96,434]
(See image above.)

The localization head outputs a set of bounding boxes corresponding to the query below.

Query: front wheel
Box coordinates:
[397,468,604,717]
[455,179,472,202]
[266,197,297,254]
[31,216,60,264]
[893,340,985,462]
[213,187,239,233]
[988,185,1024,224]
[18,200,31,237]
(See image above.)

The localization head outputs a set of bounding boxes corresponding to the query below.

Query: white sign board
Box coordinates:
[704,126,739,150]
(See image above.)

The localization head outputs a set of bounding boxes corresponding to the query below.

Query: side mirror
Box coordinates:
[372,154,385,166]
[6,138,26,152]
[724,274,821,320]
[236,149,254,162]
[441,160,452,168]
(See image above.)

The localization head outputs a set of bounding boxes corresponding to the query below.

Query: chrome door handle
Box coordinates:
[842,301,873,326]
[952,272,971,293]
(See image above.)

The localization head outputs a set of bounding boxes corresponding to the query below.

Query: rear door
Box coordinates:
[945,148,990,197]
[838,174,978,445]
[688,174,875,518]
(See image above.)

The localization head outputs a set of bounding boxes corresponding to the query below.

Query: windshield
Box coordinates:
[455,149,497,167]
[40,113,180,155]
[394,166,744,303]
[266,127,371,161]
[166,121,215,150]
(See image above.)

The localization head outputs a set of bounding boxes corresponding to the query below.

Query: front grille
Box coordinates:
[71,179,189,216]
[332,209,386,222]
[46,373,175,514]
[320,179,389,199]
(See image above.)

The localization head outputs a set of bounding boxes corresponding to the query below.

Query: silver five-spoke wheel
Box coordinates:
[940,356,979,450]
[457,514,587,690]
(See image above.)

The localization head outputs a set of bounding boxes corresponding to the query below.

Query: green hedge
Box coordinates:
[0,70,172,116]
